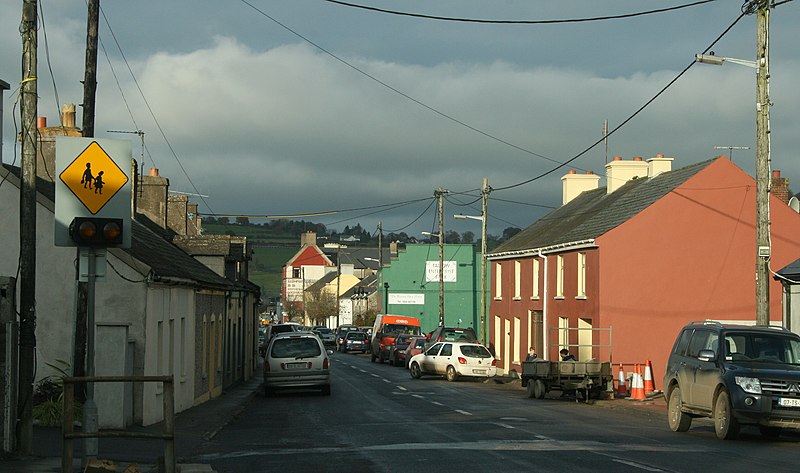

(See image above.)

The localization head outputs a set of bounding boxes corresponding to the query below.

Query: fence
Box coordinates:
[62,375,175,473]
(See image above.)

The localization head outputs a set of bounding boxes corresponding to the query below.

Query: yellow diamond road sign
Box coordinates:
[59,141,129,215]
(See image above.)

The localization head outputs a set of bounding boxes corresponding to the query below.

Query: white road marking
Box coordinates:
[494,423,515,430]
[397,386,407,391]
[370,373,381,378]
[454,409,473,416]
[359,369,367,373]
[382,378,391,383]
[611,459,664,471]
[431,401,444,406]
[412,394,425,399]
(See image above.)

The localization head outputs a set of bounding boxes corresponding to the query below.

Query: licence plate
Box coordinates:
[778,397,800,407]
[472,369,487,375]
[286,362,306,370]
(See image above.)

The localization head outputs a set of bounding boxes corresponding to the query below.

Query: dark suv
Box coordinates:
[425,326,478,349]
[663,320,800,440]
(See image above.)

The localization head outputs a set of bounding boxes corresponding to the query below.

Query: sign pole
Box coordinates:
[82,247,98,461]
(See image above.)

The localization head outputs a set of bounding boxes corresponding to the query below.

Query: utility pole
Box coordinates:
[377,221,382,269]
[78,1,101,462]
[755,1,770,325]
[436,188,445,326]
[18,0,38,455]
[480,178,489,345]
[335,244,341,328]
[74,0,100,411]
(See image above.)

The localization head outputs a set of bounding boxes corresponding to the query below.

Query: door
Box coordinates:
[421,343,442,373]
[435,344,454,374]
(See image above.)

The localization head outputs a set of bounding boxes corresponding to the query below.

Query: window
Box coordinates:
[494,263,502,299]
[532,259,540,300]
[577,252,586,298]
[292,267,301,278]
[514,261,521,300]
[440,344,453,356]
[556,255,564,298]
[558,317,569,352]
[687,330,718,358]
[426,343,443,356]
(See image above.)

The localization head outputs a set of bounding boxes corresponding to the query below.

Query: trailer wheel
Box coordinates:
[533,379,547,399]
[526,380,536,398]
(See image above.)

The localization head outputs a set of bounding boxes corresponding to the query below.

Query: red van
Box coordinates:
[370,314,422,363]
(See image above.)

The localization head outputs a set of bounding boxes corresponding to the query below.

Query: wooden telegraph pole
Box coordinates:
[436,188,445,326]
[754,1,770,325]
[17,0,38,455]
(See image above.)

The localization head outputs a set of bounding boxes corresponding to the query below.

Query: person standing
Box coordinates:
[559,348,576,361]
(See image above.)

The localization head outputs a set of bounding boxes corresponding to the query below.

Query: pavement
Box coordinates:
[1,375,667,473]
[0,376,263,473]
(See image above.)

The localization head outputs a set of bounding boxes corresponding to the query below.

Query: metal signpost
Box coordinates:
[55,137,132,463]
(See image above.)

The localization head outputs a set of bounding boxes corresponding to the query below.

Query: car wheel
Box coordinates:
[410,362,422,379]
[446,365,459,382]
[714,390,740,440]
[321,384,331,396]
[667,386,692,432]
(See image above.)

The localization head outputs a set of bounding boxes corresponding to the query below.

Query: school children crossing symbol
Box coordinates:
[58,141,129,214]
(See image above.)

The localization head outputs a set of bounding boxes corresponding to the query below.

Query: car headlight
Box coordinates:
[735,376,762,394]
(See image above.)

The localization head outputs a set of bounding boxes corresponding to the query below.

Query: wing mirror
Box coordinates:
[698,349,716,362]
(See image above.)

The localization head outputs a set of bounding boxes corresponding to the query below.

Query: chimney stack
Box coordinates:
[300,231,317,247]
[561,169,600,205]
[605,156,649,194]
[647,153,673,177]
[771,169,791,204]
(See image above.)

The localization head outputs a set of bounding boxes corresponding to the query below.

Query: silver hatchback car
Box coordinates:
[263,332,332,396]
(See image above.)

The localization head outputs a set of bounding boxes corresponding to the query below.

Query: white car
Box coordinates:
[409,342,497,381]
[263,332,332,396]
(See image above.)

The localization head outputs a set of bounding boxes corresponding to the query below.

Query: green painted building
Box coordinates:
[379,243,487,340]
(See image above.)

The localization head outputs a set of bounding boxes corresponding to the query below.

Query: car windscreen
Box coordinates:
[384,324,421,336]
[460,345,492,358]
[346,332,367,340]
[412,339,427,348]
[725,333,800,364]
[272,325,297,335]
[443,329,477,343]
[271,337,322,358]
[315,328,333,334]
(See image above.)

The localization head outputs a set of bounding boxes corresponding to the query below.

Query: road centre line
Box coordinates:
[611,459,664,471]
[431,401,444,406]
[494,423,515,429]
[412,394,425,399]
[382,378,391,383]
[370,373,381,378]
[454,409,473,416]
[397,386,407,391]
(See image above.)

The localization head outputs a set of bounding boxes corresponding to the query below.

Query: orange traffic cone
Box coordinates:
[629,364,646,401]
[616,364,627,396]
[643,359,656,394]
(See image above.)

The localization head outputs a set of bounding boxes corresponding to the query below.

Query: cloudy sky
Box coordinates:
[2,1,799,238]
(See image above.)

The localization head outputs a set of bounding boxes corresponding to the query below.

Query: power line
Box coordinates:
[493,9,748,192]
[323,0,718,24]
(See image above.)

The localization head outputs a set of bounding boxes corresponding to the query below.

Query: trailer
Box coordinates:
[521,360,612,401]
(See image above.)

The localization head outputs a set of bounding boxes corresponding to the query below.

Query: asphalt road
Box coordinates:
[191,351,800,473]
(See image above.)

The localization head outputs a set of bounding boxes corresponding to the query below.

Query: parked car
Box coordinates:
[425,326,478,349]
[260,323,302,355]
[312,327,336,348]
[403,337,428,368]
[664,320,800,440]
[340,331,369,353]
[336,324,361,349]
[263,332,332,396]
[388,334,425,367]
[409,342,497,382]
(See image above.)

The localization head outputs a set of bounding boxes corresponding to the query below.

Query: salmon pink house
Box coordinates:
[487,155,800,383]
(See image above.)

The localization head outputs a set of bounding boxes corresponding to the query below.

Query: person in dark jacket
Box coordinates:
[560,348,576,361]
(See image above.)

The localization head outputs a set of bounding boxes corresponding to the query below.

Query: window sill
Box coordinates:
[530,297,539,301]
[554,296,565,300]
[494,297,502,301]
[575,296,587,300]
[512,297,521,301]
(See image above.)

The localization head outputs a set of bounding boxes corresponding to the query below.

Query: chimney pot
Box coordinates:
[37,117,46,128]
[149,168,159,176]
[772,170,781,178]
[568,170,577,174]
[633,156,643,161]
[656,153,665,159]
[61,104,76,128]
[586,170,594,175]
[613,156,622,161]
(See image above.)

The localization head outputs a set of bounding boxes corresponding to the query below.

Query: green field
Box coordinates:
[202,223,299,299]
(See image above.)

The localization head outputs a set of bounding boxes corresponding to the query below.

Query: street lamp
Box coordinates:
[695,17,771,325]
[422,231,445,326]
[383,282,389,314]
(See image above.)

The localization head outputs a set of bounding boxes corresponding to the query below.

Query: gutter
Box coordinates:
[487,239,596,260]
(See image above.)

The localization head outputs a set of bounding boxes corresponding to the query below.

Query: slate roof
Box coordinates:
[326,248,392,269]
[305,271,338,292]
[490,159,715,256]
[342,274,377,298]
